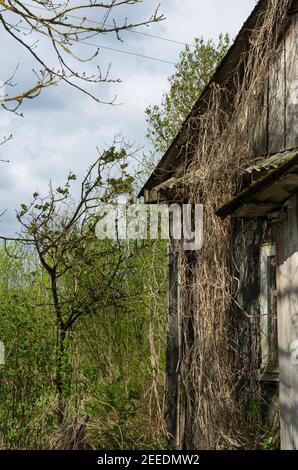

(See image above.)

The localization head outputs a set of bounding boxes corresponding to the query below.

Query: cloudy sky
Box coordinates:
[0,0,256,235]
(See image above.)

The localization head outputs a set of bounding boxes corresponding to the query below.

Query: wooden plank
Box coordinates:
[285,14,298,149]
[165,234,179,450]
[255,185,291,203]
[268,39,286,154]
[180,250,197,449]
[288,199,298,448]
[176,253,184,450]
[276,219,293,449]
[280,173,298,184]
[250,78,269,156]
[233,202,280,218]
[276,194,298,449]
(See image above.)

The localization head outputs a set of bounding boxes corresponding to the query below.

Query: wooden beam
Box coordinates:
[165,235,180,450]
[286,13,298,148]
[280,173,298,185]
[232,202,280,218]
[268,38,286,153]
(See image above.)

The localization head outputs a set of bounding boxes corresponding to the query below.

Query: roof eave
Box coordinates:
[216,149,298,219]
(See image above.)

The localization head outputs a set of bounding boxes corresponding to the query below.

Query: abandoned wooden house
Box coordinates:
[140,0,298,451]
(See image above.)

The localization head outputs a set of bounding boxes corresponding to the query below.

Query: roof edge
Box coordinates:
[216,149,298,218]
[139,0,268,197]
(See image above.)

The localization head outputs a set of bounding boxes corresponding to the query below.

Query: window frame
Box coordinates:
[259,243,279,381]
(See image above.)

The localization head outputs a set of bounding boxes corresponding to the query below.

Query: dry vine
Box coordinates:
[173,0,291,449]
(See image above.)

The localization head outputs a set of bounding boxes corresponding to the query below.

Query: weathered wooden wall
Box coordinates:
[276,193,298,450]
[252,12,298,157]
[164,7,298,451]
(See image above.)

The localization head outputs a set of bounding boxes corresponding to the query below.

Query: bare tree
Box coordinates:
[0,141,138,423]
[0,0,164,111]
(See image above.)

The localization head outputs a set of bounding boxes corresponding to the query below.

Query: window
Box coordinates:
[259,243,278,380]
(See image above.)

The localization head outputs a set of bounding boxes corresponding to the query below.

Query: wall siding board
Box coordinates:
[250,78,269,156]
[286,14,298,149]
[250,14,298,157]
[268,39,286,154]
[276,194,298,449]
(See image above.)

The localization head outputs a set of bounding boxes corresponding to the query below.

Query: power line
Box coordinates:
[12,23,177,66]
[79,39,176,65]
[22,1,195,48]
[110,27,195,48]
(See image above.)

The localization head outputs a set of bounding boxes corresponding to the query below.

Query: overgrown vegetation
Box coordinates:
[145,35,231,158]
[0,26,232,449]
[0,151,168,448]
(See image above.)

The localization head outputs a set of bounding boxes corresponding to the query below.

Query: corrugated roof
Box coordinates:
[245,149,298,174]
[217,148,298,218]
